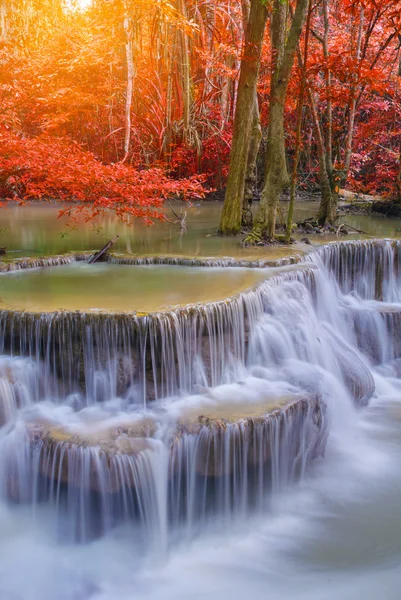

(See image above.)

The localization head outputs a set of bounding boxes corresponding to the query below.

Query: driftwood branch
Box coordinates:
[168,202,187,232]
[336,223,373,238]
[88,235,120,264]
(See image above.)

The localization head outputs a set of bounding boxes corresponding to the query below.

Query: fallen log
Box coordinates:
[88,235,120,264]
[339,189,387,203]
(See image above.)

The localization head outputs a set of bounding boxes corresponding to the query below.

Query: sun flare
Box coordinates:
[72,0,92,10]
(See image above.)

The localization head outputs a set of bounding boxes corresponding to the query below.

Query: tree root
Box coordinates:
[242,230,263,246]
[241,229,294,247]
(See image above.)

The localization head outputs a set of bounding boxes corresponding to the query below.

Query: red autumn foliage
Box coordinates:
[0,129,205,223]
[0,0,400,218]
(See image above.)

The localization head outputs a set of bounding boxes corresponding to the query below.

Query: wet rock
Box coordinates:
[18,394,328,497]
[0,358,40,427]
[329,332,375,407]
[337,349,375,407]
[352,305,401,364]
[172,394,328,477]
[26,418,158,493]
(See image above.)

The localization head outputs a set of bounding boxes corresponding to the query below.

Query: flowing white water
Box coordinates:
[0,240,401,599]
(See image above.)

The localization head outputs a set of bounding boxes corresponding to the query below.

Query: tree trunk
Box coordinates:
[286,0,312,242]
[163,24,175,164]
[317,4,364,222]
[123,10,134,157]
[343,5,364,179]
[0,0,7,39]
[253,0,309,239]
[242,93,262,228]
[322,0,333,177]
[315,0,340,225]
[240,0,262,229]
[307,90,336,224]
[177,0,192,141]
[219,0,268,235]
[220,53,236,128]
[397,140,401,201]
[254,100,289,236]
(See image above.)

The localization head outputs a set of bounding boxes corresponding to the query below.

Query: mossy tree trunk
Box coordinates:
[252,0,309,239]
[219,0,267,235]
[307,89,336,225]
[242,93,262,229]
[253,99,289,237]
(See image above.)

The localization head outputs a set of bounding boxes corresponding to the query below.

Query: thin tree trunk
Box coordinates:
[322,0,333,177]
[123,10,134,157]
[397,142,401,201]
[286,1,312,242]
[315,0,342,225]
[343,5,364,178]
[302,75,335,225]
[163,25,175,163]
[317,4,364,220]
[220,53,236,128]
[0,0,7,39]
[219,0,268,235]
[177,0,192,140]
[310,91,336,224]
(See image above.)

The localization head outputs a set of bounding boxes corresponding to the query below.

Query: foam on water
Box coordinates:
[0,240,400,599]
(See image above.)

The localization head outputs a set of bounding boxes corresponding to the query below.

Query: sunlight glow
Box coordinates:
[69,0,92,10]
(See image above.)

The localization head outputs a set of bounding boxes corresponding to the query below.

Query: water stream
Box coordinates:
[0,240,400,599]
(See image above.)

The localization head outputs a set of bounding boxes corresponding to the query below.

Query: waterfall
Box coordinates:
[310,239,401,301]
[0,393,325,543]
[0,239,400,545]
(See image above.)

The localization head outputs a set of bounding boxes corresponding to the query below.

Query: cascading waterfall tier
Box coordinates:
[1,238,401,546]
[0,264,315,404]
[0,260,376,406]
[310,239,401,301]
[309,240,401,364]
[0,252,300,273]
[1,392,327,542]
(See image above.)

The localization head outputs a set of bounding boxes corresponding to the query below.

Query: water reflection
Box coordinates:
[2,201,399,260]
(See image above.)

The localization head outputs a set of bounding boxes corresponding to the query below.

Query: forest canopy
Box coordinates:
[0,0,400,228]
